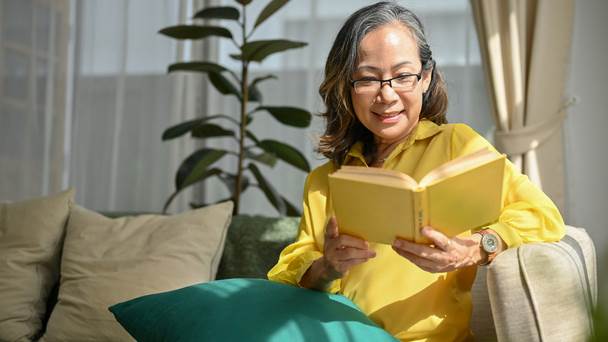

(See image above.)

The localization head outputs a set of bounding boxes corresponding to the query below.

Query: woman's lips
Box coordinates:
[372,110,405,124]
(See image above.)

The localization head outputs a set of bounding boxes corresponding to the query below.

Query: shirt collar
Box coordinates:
[344,120,442,165]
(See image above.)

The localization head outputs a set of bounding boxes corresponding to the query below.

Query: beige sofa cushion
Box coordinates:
[40,201,233,342]
[0,189,74,342]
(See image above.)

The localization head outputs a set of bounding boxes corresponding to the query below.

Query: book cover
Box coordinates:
[328,148,506,244]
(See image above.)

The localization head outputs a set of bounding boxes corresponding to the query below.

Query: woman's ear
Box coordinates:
[421,67,433,93]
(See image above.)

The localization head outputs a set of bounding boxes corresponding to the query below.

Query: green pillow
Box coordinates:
[109,278,397,342]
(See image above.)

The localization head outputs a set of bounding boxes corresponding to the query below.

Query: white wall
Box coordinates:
[565,0,608,287]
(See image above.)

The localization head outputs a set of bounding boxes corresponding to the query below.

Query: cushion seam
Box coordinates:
[209,211,232,280]
[517,247,544,341]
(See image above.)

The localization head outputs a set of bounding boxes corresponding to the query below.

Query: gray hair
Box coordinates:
[328,1,434,81]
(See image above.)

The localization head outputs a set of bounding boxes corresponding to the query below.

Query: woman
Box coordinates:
[268,2,565,341]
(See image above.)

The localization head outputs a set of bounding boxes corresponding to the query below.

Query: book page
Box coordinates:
[334,166,419,190]
[328,170,416,244]
[425,155,504,235]
[419,148,499,188]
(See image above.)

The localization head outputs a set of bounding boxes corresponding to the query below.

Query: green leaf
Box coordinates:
[254,0,289,28]
[208,72,240,98]
[168,61,230,74]
[163,167,223,213]
[232,39,307,63]
[258,139,310,172]
[281,195,300,216]
[191,123,235,139]
[176,149,227,190]
[162,115,241,141]
[249,75,277,88]
[248,75,277,102]
[159,25,233,40]
[202,114,240,126]
[193,6,240,20]
[218,172,250,195]
[245,150,277,167]
[245,130,260,144]
[255,106,311,128]
[162,118,201,140]
[248,163,287,215]
[167,63,240,92]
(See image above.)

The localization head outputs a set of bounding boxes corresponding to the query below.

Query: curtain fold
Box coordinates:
[68,0,198,213]
[0,0,71,200]
[470,0,574,211]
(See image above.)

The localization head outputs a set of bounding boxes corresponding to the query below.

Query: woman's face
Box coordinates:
[350,22,432,146]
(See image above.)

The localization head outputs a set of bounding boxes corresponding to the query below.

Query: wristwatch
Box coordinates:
[477,229,499,266]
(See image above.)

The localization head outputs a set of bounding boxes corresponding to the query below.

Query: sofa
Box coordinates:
[0,190,598,341]
[218,216,598,341]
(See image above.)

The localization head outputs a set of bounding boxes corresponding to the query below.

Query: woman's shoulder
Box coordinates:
[303,160,336,191]
[437,122,498,157]
[418,121,481,140]
[437,122,481,137]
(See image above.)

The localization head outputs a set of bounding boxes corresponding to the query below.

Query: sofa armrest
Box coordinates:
[486,226,596,341]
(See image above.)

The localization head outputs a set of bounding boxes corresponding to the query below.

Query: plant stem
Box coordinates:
[233,3,248,214]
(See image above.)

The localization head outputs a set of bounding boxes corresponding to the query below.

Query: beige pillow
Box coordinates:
[0,189,74,342]
[40,201,233,342]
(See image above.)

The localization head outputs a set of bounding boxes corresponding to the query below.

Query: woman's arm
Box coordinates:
[450,123,565,248]
[268,166,375,291]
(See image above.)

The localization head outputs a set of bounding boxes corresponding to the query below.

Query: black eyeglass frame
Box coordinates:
[350,72,423,92]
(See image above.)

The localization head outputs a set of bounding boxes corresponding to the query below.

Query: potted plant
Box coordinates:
[159,0,310,215]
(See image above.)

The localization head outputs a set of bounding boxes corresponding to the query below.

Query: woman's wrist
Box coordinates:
[300,257,340,290]
[470,233,486,265]
[473,229,505,265]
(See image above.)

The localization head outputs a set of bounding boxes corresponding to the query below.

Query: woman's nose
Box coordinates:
[376,83,400,104]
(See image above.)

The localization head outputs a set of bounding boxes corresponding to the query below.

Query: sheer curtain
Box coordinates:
[205,0,492,215]
[1,0,202,213]
[69,0,197,213]
[0,0,70,201]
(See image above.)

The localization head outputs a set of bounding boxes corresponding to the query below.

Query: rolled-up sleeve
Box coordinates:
[451,124,565,248]
[267,169,341,293]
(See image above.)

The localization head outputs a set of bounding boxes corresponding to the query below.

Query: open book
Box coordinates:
[328,148,506,244]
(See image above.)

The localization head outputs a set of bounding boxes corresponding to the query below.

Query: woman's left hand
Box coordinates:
[392,226,482,273]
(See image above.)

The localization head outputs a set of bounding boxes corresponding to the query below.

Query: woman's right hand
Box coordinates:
[320,216,376,280]
[300,217,375,290]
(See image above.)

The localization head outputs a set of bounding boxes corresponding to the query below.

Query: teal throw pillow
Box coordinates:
[109,278,397,342]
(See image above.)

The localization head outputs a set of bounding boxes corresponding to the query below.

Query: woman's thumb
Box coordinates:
[325,216,339,239]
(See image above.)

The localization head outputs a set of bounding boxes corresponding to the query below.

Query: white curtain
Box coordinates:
[69,0,201,213]
[1,0,202,213]
[205,0,493,215]
[0,0,70,201]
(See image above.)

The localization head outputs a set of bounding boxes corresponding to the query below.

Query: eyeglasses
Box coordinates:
[350,72,422,95]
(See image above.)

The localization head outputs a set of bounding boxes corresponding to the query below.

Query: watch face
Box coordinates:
[481,233,499,253]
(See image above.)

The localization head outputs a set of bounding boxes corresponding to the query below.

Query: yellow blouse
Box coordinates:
[267,120,565,341]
